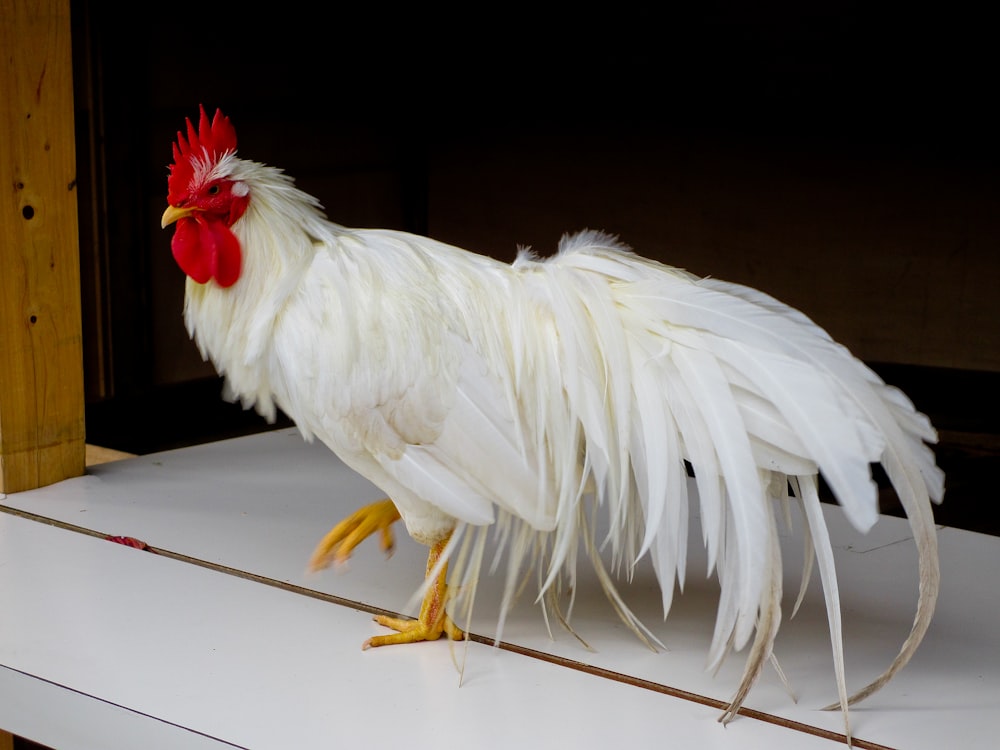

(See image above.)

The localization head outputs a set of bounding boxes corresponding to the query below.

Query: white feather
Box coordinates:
[178,153,942,727]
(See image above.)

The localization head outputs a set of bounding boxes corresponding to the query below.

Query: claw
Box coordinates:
[308,498,401,572]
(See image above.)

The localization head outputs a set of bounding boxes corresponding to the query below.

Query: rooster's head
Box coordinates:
[161,106,249,288]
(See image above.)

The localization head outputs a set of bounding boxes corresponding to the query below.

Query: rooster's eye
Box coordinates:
[207,184,221,195]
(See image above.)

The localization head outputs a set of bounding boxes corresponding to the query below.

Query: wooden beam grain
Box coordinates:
[0,0,85,492]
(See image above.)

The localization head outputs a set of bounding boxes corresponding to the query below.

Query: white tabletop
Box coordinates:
[2,428,998,749]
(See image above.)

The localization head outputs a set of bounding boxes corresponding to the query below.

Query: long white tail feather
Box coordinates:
[672,344,770,652]
[793,476,852,734]
[791,512,817,621]
[720,505,784,725]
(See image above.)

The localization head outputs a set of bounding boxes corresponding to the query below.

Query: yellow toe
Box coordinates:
[308,499,401,572]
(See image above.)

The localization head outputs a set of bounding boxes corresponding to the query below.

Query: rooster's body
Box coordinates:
[162,108,943,738]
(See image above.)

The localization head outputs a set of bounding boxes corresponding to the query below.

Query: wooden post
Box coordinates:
[0,729,13,750]
[0,0,85,493]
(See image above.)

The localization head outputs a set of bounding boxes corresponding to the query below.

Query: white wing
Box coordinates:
[270,229,568,544]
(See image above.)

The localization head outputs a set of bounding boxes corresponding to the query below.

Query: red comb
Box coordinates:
[167,106,238,204]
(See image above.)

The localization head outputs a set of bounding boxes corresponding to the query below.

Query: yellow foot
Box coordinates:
[364,533,465,649]
[308,498,401,572]
[364,612,465,649]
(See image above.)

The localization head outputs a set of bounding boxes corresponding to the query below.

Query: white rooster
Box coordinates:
[161,107,943,738]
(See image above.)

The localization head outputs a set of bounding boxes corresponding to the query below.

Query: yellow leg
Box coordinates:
[364,533,465,648]
[308,498,401,572]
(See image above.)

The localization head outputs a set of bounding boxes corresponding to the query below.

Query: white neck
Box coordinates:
[182,157,338,421]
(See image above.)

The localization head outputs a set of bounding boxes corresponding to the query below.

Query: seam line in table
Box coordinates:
[1,504,896,749]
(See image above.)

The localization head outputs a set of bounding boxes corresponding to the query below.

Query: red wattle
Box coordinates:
[170,217,242,288]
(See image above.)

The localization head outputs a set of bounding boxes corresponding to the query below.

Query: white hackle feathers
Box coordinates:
[181,154,942,737]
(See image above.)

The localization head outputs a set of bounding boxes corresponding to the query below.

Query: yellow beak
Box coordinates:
[161,204,197,228]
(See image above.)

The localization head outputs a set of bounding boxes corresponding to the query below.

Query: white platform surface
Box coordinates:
[2,428,998,749]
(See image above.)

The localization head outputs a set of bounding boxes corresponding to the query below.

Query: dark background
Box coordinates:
[70,3,999,534]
